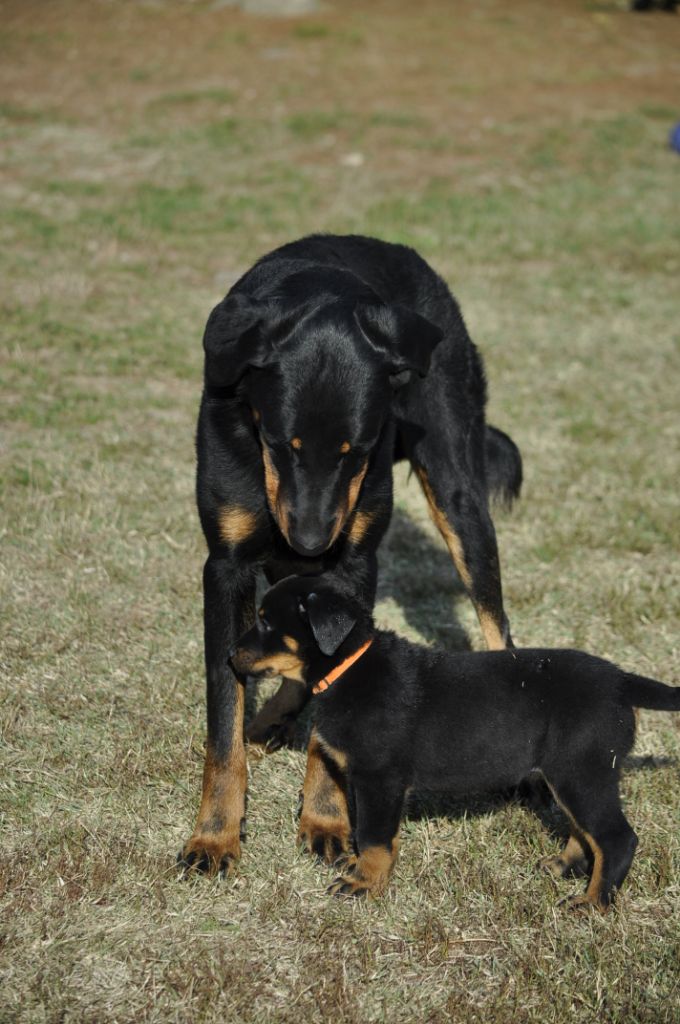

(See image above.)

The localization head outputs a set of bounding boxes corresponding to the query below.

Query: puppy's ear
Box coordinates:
[203,293,274,389]
[354,302,443,381]
[306,591,357,657]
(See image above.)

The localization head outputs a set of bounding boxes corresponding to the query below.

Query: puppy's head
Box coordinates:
[229,575,366,687]
[203,269,442,557]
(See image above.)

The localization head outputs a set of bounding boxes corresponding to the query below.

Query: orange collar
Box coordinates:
[312,638,374,695]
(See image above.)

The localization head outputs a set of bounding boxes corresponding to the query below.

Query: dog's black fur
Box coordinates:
[180,234,522,874]
[631,2,677,12]
[231,575,680,910]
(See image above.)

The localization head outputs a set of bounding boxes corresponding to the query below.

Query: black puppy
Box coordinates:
[231,575,680,910]
[182,233,522,875]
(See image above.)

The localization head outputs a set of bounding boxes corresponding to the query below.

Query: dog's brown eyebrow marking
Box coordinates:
[283,635,299,653]
[252,408,260,423]
[340,441,351,454]
[218,506,259,546]
[291,437,302,450]
[262,442,292,543]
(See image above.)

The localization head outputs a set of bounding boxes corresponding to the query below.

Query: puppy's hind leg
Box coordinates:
[539,832,590,880]
[547,774,638,912]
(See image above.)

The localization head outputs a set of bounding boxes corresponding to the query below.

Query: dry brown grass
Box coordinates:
[1,1,679,1021]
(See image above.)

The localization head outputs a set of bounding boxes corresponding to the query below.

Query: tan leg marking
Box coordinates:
[181,683,246,875]
[415,467,473,589]
[544,780,609,913]
[347,509,375,546]
[477,609,507,651]
[217,505,259,546]
[417,467,509,650]
[573,830,607,912]
[540,833,589,879]
[328,840,399,898]
[298,729,351,864]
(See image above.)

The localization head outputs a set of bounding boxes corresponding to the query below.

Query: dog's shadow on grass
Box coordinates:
[377,507,472,651]
[403,753,679,845]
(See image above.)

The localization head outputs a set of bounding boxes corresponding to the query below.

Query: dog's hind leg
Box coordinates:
[414,462,512,650]
[539,832,590,879]
[546,774,638,911]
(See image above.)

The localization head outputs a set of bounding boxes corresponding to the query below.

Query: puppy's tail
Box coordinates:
[622,671,680,711]
[485,425,523,508]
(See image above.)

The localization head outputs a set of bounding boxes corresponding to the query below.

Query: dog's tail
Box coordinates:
[485,425,523,507]
[622,671,680,711]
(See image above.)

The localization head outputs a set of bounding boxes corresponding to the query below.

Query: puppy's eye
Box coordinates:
[260,615,273,632]
[297,600,308,622]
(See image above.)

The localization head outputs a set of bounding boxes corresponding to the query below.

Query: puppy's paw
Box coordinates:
[560,893,609,915]
[539,854,571,879]
[246,716,296,752]
[326,846,395,898]
[327,873,371,898]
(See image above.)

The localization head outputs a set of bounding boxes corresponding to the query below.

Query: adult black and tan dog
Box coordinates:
[180,233,522,875]
[231,575,680,910]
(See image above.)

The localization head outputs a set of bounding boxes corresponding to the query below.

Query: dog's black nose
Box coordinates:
[289,517,335,558]
[291,539,330,558]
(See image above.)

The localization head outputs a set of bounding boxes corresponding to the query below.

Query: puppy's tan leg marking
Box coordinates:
[298,729,351,865]
[328,840,399,898]
[540,833,589,879]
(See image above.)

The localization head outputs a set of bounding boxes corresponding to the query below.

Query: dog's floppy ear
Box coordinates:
[306,590,357,657]
[354,302,443,381]
[203,293,274,389]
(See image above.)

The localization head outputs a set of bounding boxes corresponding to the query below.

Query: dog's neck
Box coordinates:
[310,635,374,696]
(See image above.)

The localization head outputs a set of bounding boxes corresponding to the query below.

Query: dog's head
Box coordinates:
[229,574,368,686]
[203,271,442,556]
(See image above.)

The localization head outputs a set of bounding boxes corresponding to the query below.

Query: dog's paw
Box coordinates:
[177,834,241,878]
[539,854,571,879]
[246,717,296,752]
[298,815,351,865]
[327,872,371,898]
[326,847,394,898]
[559,893,609,915]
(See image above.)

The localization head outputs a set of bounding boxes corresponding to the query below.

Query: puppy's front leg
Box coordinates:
[298,730,351,864]
[328,772,405,898]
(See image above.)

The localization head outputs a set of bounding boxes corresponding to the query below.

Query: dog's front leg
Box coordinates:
[298,730,352,864]
[178,555,255,876]
[328,771,404,897]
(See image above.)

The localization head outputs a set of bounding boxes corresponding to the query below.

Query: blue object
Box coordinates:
[670,121,680,153]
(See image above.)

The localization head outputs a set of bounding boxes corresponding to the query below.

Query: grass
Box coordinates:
[1,0,679,1021]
